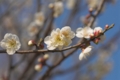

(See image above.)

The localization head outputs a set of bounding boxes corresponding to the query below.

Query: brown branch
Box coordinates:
[39,48,78,80]
[88,0,106,28]
[0,24,114,54]
[39,24,114,80]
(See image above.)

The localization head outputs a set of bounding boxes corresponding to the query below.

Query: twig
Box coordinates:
[39,48,78,80]
[88,0,106,27]
[0,24,114,54]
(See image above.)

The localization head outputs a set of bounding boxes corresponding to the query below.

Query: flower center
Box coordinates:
[7,39,16,48]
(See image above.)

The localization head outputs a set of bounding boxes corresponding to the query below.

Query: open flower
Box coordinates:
[76,27,93,39]
[28,22,39,36]
[79,46,93,60]
[44,26,75,50]
[34,12,45,26]
[0,33,21,55]
[49,1,63,17]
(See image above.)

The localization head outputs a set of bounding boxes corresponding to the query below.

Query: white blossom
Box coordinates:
[34,12,45,26]
[28,22,39,36]
[79,46,93,60]
[76,27,93,39]
[44,26,75,50]
[66,0,76,9]
[0,33,21,55]
[87,0,99,10]
[49,1,63,18]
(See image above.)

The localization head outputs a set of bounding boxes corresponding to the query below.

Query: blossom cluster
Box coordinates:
[0,25,105,61]
[44,26,105,60]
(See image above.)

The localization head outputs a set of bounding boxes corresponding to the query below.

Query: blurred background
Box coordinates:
[0,0,120,80]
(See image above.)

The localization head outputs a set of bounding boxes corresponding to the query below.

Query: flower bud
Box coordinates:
[94,31,99,37]
[105,25,109,29]
[43,54,49,60]
[28,40,35,46]
[35,64,42,71]
[89,8,93,13]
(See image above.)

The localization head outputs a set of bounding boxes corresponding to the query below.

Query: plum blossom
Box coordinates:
[76,27,93,39]
[66,0,76,9]
[49,1,63,17]
[44,26,75,50]
[79,46,93,60]
[0,33,21,55]
[28,22,39,36]
[34,12,45,26]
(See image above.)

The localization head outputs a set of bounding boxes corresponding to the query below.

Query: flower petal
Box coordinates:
[79,53,86,60]
[83,46,93,55]
[7,48,16,55]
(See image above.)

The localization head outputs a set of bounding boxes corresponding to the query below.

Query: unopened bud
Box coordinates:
[94,31,99,37]
[105,25,109,29]
[28,40,35,46]
[43,54,49,60]
[35,64,42,71]
[89,8,93,13]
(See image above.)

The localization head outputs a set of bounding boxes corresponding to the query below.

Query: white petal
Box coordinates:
[83,46,93,55]
[61,26,71,31]
[76,28,83,33]
[15,42,21,50]
[11,34,19,41]
[7,49,16,55]
[44,36,52,45]
[0,41,7,49]
[4,33,13,39]
[70,31,75,39]
[94,27,103,33]
[76,32,84,38]
[47,45,56,50]
[87,27,94,34]
[79,53,86,60]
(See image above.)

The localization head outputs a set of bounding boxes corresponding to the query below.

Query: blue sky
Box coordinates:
[54,0,120,80]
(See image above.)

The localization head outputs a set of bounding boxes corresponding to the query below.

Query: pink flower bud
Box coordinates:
[105,25,109,29]
[94,31,99,37]
[89,8,93,13]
